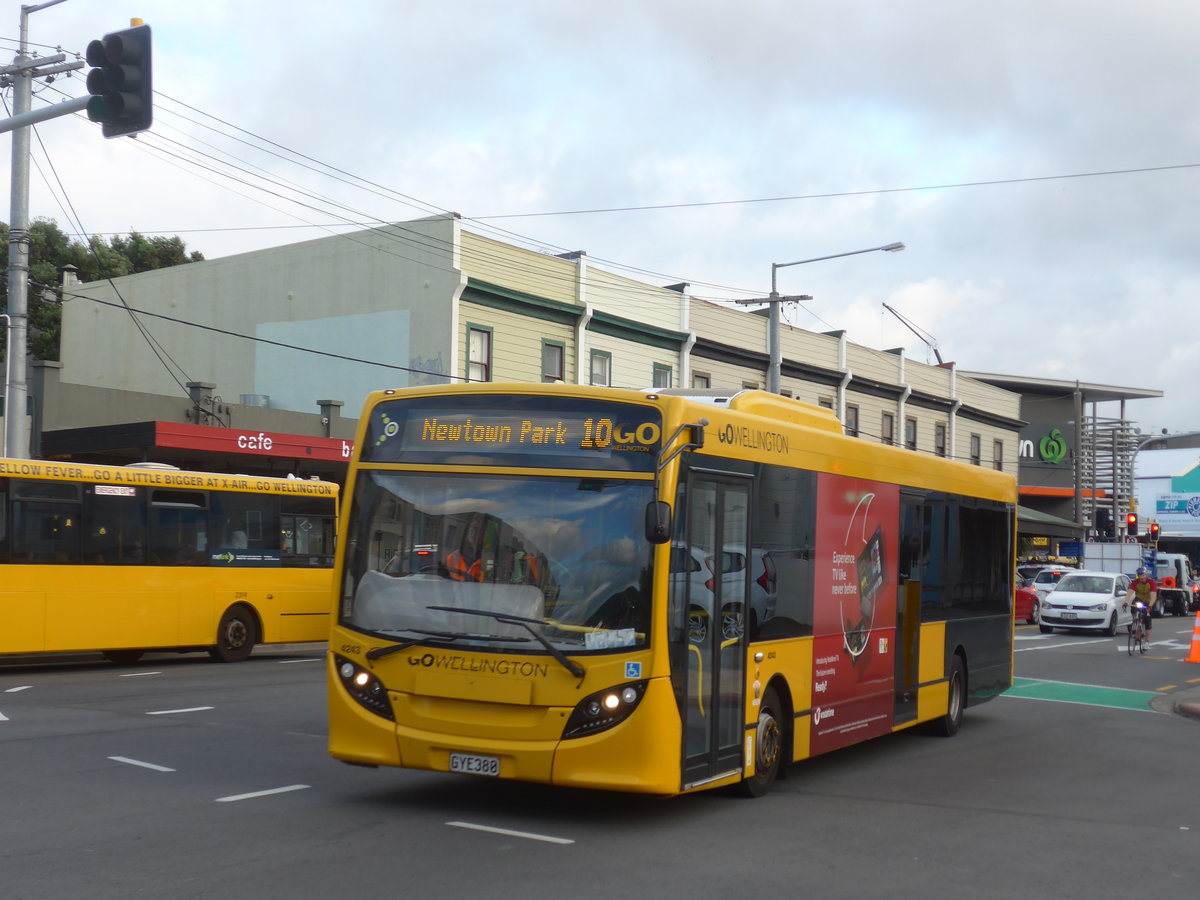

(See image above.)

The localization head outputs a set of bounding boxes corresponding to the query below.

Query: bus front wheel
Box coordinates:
[738,685,784,797]
[209,605,257,663]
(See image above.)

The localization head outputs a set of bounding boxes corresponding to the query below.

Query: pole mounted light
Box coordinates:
[737,242,905,394]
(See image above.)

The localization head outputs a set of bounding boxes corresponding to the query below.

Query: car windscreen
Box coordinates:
[1054,575,1112,594]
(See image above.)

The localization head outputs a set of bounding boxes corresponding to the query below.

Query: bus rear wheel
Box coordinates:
[927,654,965,737]
[738,685,784,797]
[209,605,257,663]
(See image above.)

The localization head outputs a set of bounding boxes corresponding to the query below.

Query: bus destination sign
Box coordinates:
[364,397,663,472]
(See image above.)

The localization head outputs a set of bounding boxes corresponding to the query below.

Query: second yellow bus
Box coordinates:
[0,459,338,664]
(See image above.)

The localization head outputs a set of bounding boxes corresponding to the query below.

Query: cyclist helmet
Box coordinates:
[1136,567,1146,574]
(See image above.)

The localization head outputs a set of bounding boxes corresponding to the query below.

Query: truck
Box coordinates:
[1150,552,1198,617]
[1081,541,1146,578]
[1082,542,1197,617]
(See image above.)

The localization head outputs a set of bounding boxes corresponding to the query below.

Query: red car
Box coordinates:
[1014,580,1040,625]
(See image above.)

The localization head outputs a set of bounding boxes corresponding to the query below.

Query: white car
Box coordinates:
[1038,571,1132,635]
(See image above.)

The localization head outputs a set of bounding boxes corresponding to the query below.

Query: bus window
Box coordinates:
[11,480,82,563]
[148,489,208,565]
[83,486,146,564]
[281,497,336,566]
[212,491,276,553]
[751,464,816,640]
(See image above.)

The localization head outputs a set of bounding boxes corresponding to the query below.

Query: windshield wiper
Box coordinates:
[364,628,530,661]
[426,606,586,678]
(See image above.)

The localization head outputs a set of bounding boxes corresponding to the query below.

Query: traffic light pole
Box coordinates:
[3,5,36,459]
[2,1,83,458]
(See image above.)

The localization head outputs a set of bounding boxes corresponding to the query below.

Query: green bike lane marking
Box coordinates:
[1005,677,1160,713]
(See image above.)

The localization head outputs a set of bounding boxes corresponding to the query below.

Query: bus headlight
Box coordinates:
[562,680,647,739]
[334,654,394,721]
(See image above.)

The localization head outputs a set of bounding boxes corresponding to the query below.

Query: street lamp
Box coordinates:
[738,242,905,394]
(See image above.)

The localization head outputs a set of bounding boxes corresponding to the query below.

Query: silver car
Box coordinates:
[1029,566,1075,603]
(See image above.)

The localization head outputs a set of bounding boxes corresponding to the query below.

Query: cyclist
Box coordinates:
[1124,567,1158,646]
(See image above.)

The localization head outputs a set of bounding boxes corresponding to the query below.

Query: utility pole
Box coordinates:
[3,1,83,458]
[2,3,148,458]
[734,290,812,394]
[5,5,37,459]
[737,242,905,394]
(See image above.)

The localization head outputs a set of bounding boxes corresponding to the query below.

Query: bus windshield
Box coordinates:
[342,471,654,653]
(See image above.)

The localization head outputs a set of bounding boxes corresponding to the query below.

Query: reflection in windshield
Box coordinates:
[342,472,653,652]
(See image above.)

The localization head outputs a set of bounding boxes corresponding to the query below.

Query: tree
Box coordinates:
[1,218,204,363]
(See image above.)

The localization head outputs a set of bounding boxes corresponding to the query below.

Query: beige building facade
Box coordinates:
[13,214,1023,480]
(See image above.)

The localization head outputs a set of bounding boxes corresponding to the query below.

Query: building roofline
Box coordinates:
[959,371,1162,403]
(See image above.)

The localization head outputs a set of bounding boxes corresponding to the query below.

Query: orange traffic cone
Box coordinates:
[1186,611,1200,664]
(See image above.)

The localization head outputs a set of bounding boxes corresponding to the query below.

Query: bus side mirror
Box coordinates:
[645,501,671,544]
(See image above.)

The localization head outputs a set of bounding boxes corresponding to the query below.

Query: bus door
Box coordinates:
[681,473,749,789]
[894,491,930,725]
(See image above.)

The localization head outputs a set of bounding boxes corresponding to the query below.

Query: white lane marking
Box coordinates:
[108,755,176,772]
[119,671,162,677]
[0,711,8,722]
[215,784,310,803]
[278,658,321,664]
[1016,637,1112,652]
[446,821,575,845]
[1016,635,1192,653]
[5,685,32,693]
[146,706,214,716]
[1142,639,1189,650]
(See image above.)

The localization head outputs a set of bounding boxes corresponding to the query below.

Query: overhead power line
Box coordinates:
[470,162,1200,220]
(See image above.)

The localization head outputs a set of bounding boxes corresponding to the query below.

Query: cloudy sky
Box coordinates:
[5,0,1198,434]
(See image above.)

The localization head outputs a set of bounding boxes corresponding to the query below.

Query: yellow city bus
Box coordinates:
[0,458,338,664]
[327,384,1016,796]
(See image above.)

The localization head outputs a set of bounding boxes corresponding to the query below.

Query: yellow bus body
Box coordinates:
[1,458,337,661]
[328,384,1016,795]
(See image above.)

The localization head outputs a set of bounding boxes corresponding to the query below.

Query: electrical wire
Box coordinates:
[18,66,1200,346]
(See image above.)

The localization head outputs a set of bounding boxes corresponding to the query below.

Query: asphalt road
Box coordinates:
[3,622,1199,900]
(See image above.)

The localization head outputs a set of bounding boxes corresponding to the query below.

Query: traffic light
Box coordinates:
[1126,512,1138,537]
[1149,522,1161,541]
[86,23,152,138]
[1096,508,1113,538]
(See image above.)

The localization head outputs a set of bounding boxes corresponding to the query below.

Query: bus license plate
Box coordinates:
[450,752,500,777]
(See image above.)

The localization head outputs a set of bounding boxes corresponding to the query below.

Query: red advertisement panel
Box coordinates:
[810,473,898,754]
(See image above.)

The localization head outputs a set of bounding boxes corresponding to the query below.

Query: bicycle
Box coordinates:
[1127,600,1150,655]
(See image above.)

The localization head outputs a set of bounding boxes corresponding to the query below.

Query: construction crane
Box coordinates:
[881,302,944,365]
